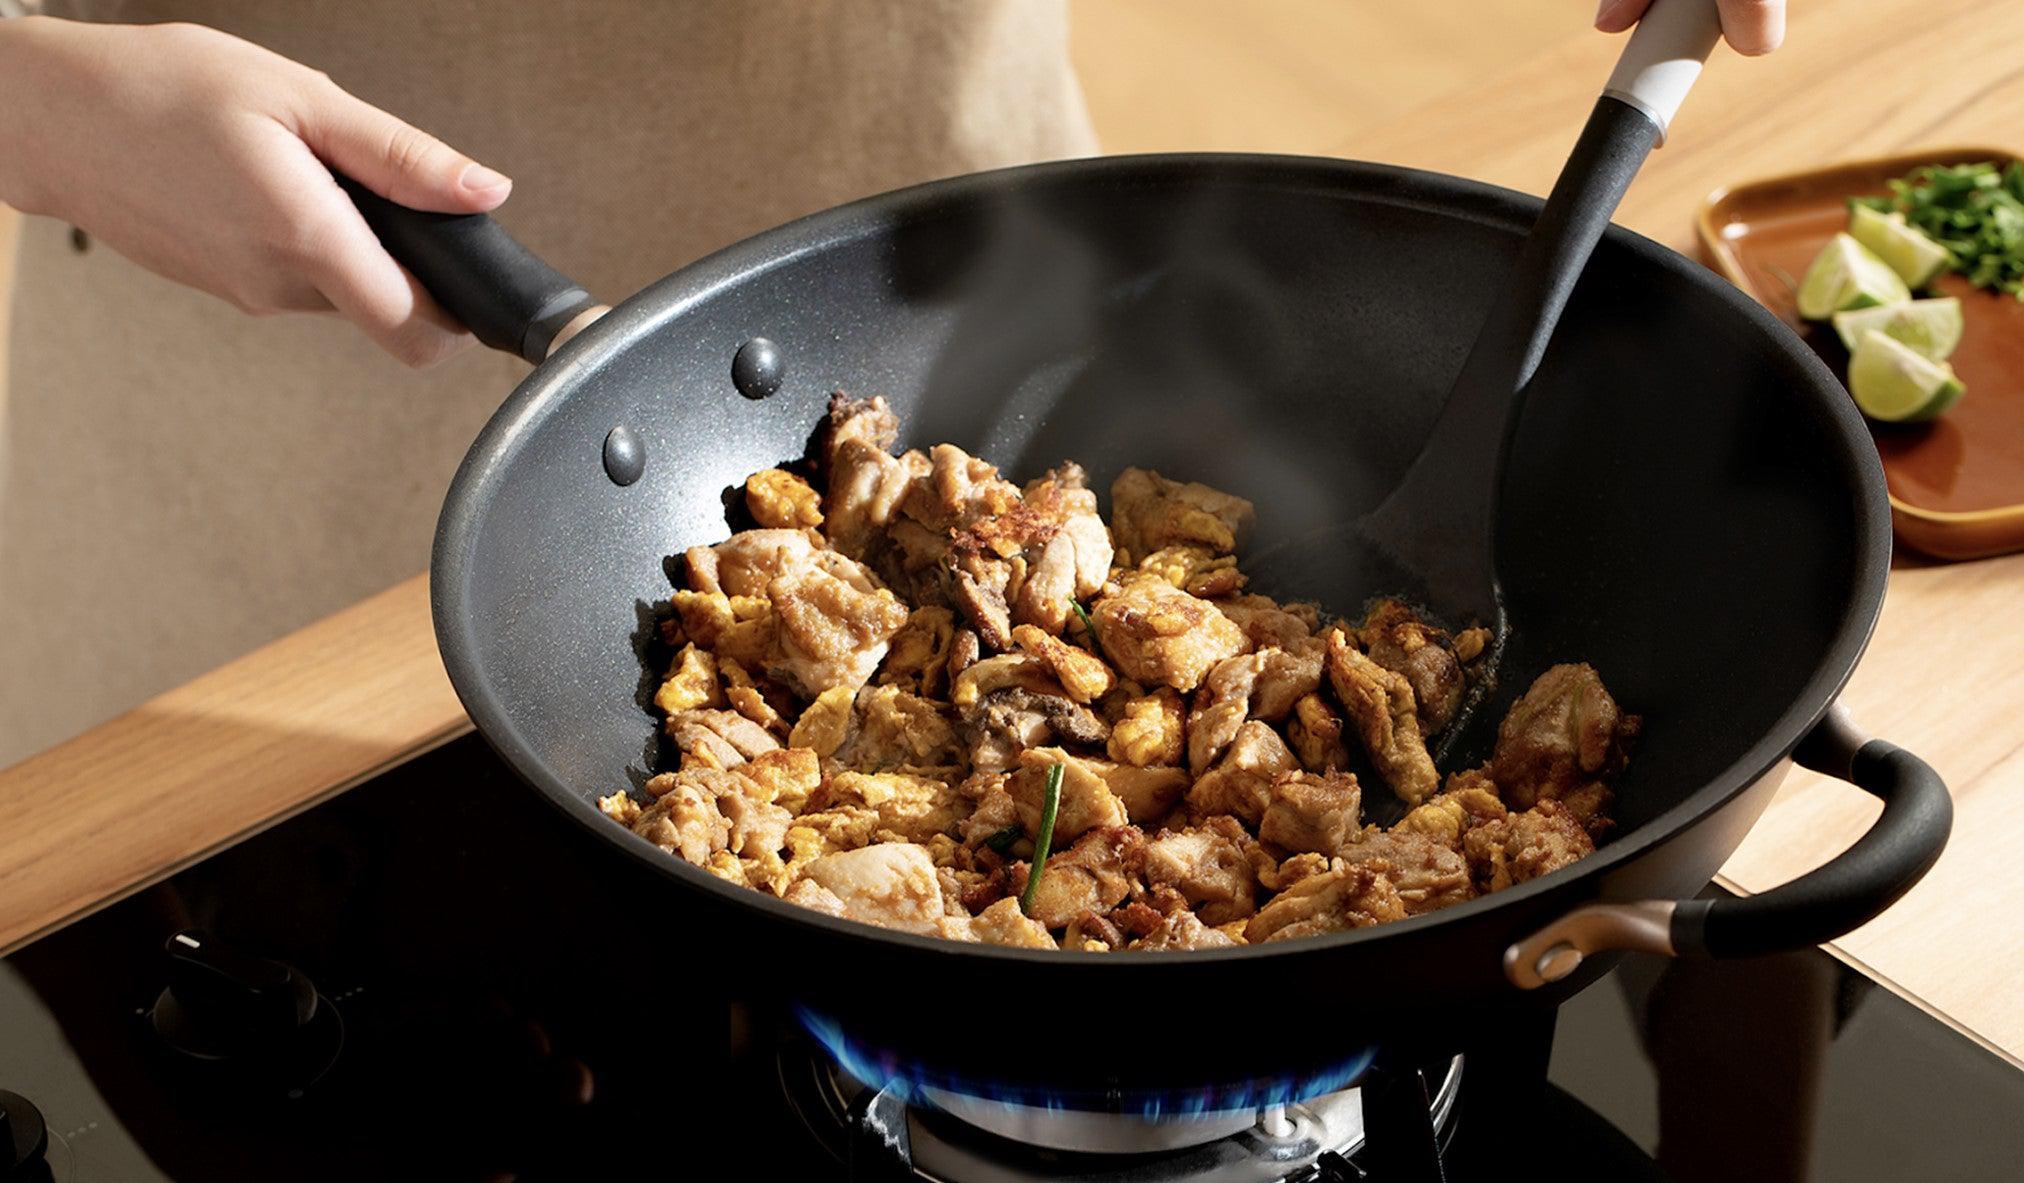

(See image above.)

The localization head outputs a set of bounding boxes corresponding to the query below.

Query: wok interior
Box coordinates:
[444,158,1872,858]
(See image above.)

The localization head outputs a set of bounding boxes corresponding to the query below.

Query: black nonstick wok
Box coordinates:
[342,132,1952,1098]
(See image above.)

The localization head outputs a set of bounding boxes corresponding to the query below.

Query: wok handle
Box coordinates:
[334,174,605,364]
[1504,704,1953,989]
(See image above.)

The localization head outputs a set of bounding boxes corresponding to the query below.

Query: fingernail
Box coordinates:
[460,163,512,194]
[1595,0,1625,26]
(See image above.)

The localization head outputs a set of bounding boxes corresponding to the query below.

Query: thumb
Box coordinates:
[297,84,511,214]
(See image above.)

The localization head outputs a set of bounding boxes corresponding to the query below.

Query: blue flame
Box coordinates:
[797,1007,1376,1117]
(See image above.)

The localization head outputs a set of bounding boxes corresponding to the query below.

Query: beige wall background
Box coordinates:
[0,1,1574,381]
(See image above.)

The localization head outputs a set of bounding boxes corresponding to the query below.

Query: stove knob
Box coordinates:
[148,930,320,1062]
[0,1090,50,1180]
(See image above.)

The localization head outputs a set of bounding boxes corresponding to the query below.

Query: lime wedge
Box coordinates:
[1797,233,1911,320]
[1849,203,1953,288]
[1831,296,1964,358]
[1848,329,1964,422]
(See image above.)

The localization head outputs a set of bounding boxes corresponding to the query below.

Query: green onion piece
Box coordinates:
[1019,762,1066,916]
[1070,600,1099,648]
[984,825,1023,854]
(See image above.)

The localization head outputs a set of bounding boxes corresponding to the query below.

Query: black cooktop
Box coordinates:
[3,736,2019,1182]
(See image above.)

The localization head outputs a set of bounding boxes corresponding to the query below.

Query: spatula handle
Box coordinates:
[1602,0,1724,141]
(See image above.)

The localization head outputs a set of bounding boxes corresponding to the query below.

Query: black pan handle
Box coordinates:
[334,174,603,364]
[1504,704,1953,988]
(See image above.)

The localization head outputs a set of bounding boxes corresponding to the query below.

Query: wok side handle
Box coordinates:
[1504,704,1952,989]
[334,174,606,364]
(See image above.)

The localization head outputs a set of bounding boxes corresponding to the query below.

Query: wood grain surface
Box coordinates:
[3,0,2021,1060]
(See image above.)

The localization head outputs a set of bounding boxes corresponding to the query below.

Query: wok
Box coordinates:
[344,148,1951,1095]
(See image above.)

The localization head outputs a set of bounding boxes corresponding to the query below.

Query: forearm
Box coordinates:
[0,15,66,214]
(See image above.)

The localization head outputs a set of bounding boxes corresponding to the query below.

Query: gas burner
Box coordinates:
[780,1039,1461,1182]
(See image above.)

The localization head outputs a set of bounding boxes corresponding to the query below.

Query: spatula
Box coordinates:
[1271,0,1725,740]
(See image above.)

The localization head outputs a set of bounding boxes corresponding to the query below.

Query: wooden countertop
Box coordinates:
[4,0,2022,1062]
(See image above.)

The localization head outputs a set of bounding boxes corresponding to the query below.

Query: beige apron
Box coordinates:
[0,0,1095,764]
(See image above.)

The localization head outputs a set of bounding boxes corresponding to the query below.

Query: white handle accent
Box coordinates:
[1601,0,1724,144]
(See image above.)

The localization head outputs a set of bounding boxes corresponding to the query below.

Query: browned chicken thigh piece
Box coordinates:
[1259,770,1364,858]
[1244,863,1408,942]
[1489,662,1639,815]
[1109,467,1257,558]
[1091,572,1250,692]
[1335,829,1476,915]
[1461,799,1596,891]
[1325,629,1440,806]
[1015,826,1146,929]
[1142,819,1259,925]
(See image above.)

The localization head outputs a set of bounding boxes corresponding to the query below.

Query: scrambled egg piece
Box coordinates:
[654,643,722,714]
[1106,684,1185,767]
[746,468,824,528]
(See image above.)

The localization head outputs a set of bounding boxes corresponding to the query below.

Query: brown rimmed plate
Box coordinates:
[1700,147,2024,560]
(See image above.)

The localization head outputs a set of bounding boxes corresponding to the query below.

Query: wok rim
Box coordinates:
[430,151,1892,969]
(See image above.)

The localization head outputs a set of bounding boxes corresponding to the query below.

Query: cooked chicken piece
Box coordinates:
[1137,545,1245,599]
[1490,663,1639,810]
[1097,763,1190,825]
[831,685,961,773]
[1556,782,1617,837]
[1358,599,1467,734]
[1183,720,1298,826]
[1212,594,1320,650]
[1091,572,1249,692]
[1252,637,1326,722]
[1286,691,1351,773]
[808,771,971,844]
[1395,777,1508,849]
[1064,909,1128,951]
[1142,821,1258,924]
[1130,907,1240,950]
[687,528,825,598]
[1462,800,1595,891]
[1105,684,1186,767]
[654,643,722,714]
[958,779,1024,849]
[1034,467,1115,599]
[746,468,824,529]
[1243,863,1407,943]
[1012,624,1115,703]
[941,897,1059,948]
[1262,851,1332,892]
[879,606,957,696]
[665,708,783,769]
[902,443,1024,535]
[1259,770,1364,858]
[1453,626,1491,663]
[783,876,851,919]
[1110,467,1256,558]
[1011,469,1114,633]
[800,843,946,934]
[1336,829,1474,915]
[825,441,922,560]
[1325,629,1439,806]
[1189,652,1264,773]
[768,565,912,697]
[1006,748,1128,844]
[717,657,790,736]
[820,392,902,460]
[632,778,731,864]
[716,790,794,861]
[1015,825,1146,929]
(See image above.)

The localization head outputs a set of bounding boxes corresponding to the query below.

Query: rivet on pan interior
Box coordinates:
[602,426,646,487]
[731,337,785,400]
